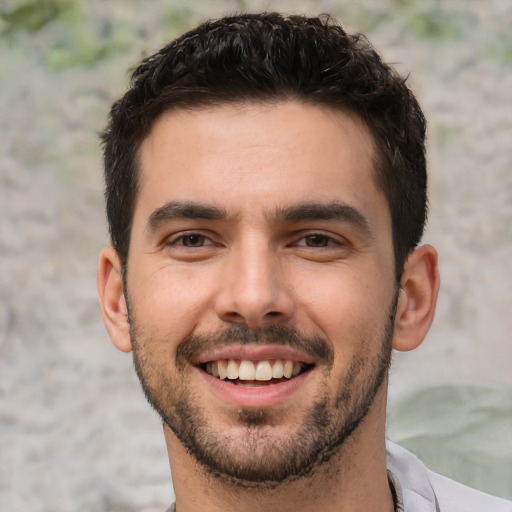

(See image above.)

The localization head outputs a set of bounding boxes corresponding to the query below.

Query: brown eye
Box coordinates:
[304,234,330,247]
[181,234,207,247]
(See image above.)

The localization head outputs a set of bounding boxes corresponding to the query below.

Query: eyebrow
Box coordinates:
[146,200,372,237]
[146,201,230,232]
[270,201,372,235]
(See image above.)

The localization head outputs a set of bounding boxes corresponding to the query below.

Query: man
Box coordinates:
[97,13,512,512]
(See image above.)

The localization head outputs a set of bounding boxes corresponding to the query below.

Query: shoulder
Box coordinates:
[386,440,512,512]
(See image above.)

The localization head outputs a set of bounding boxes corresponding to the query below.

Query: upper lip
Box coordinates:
[195,345,315,365]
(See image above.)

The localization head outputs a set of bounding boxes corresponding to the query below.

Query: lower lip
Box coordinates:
[197,367,313,408]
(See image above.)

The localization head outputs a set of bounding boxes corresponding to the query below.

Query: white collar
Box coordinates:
[386,440,440,512]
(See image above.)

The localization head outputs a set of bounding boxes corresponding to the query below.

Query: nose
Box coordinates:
[214,243,295,329]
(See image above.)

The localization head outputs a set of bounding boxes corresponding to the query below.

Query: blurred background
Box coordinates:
[1,0,511,510]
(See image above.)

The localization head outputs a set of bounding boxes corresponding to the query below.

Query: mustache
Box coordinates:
[176,323,334,368]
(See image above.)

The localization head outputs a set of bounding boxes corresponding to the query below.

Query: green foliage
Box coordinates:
[388,0,465,40]
[391,0,414,7]
[407,9,462,39]
[46,25,130,70]
[162,7,195,35]
[0,0,74,33]
[335,0,464,40]
[487,30,512,68]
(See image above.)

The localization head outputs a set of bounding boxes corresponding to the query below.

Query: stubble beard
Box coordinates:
[129,303,396,488]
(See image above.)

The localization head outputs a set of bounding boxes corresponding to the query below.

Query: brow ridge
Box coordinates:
[146,201,230,232]
[146,199,372,237]
[270,201,372,235]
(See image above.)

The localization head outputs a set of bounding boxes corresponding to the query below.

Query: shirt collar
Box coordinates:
[386,440,440,512]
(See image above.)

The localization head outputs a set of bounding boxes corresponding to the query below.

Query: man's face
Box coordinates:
[125,101,398,483]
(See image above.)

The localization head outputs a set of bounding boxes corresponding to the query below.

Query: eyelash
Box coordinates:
[166,231,342,249]
[167,232,214,248]
[295,233,338,248]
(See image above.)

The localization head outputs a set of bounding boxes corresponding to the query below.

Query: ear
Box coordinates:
[392,244,440,352]
[97,247,133,353]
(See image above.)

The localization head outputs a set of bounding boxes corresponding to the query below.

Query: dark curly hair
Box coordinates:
[101,12,427,280]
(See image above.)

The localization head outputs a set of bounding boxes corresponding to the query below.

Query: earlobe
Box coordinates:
[392,244,440,352]
[97,247,133,353]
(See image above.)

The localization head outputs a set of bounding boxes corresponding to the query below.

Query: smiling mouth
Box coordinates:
[201,359,312,386]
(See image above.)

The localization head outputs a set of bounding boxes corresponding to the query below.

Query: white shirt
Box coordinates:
[386,440,512,512]
[167,442,511,512]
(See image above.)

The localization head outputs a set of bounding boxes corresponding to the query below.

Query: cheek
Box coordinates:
[293,265,394,347]
[128,264,216,341]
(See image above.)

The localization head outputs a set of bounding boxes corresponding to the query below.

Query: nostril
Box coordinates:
[226,311,244,321]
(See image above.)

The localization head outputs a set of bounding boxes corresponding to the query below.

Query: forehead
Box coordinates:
[136,101,387,226]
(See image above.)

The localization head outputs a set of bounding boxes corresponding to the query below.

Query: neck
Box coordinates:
[166,386,394,512]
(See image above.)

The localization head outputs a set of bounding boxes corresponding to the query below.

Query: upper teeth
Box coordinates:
[205,359,303,381]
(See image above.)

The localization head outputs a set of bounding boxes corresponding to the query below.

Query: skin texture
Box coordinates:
[98,101,440,512]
